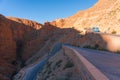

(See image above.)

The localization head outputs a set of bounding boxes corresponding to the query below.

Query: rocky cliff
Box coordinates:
[36,0,120,79]
[50,0,120,34]
[0,0,120,80]
[0,14,16,80]
[0,14,43,80]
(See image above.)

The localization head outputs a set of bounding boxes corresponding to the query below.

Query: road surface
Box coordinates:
[22,58,48,80]
[14,43,62,80]
[72,47,120,80]
[14,44,120,80]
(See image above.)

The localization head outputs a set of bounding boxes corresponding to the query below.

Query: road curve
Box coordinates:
[22,58,48,80]
[14,43,62,80]
[72,47,120,80]
[14,44,120,80]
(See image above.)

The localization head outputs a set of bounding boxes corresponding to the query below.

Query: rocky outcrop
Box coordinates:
[50,0,120,34]
[7,17,42,30]
[0,14,43,80]
[36,48,81,80]
[26,0,120,64]
[0,14,16,80]
[1,0,120,79]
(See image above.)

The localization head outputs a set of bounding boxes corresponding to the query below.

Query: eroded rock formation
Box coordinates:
[0,0,120,79]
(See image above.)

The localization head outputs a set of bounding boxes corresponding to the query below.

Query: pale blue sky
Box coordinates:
[0,0,98,23]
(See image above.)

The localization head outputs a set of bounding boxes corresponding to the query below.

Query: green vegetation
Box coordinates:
[94,44,99,49]
[98,48,107,51]
[55,60,62,67]
[83,45,120,54]
[83,44,108,51]
[47,69,52,74]
[83,45,92,49]
[111,30,117,34]
[83,44,99,50]
[63,60,74,69]
[41,61,53,80]
[116,50,120,54]
[46,61,52,68]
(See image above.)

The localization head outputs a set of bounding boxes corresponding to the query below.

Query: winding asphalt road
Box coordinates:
[22,58,48,80]
[14,56,48,80]
[14,44,120,80]
[14,43,62,80]
[73,47,120,80]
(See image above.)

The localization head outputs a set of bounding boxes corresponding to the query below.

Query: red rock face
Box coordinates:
[0,0,120,79]
[0,14,43,80]
[7,17,42,30]
[0,15,16,80]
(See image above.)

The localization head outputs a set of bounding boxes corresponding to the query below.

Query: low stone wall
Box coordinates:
[63,46,108,80]
[63,46,94,80]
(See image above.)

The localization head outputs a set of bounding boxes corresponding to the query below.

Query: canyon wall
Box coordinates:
[0,14,43,80]
[0,0,120,79]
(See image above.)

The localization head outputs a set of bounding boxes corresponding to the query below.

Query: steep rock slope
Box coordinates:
[51,0,120,34]
[36,48,81,80]
[26,26,82,64]
[0,14,16,80]
[0,14,43,80]
[35,0,120,79]
[27,0,120,64]
[7,17,42,30]
[1,0,120,79]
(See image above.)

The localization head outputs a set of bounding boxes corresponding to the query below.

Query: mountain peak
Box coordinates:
[50,0,120,34]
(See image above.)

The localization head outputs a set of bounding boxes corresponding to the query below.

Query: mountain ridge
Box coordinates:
[0,0,120,79]
[50,0,120,34]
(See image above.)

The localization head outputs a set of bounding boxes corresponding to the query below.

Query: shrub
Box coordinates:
[83,45,91,48]
[47,70,52,74]
[98,48,107,51]
[46,61,52,68]
[55,60,62,66]
[116,50,120,54]
[83,45,98,50]
[63,61,74,69]
[111,30,117,34]
[83,45,108,51]
[94,44,99,49]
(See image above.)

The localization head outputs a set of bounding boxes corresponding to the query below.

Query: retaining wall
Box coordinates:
[63,46,108,80]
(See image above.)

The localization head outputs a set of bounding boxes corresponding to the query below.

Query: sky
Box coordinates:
[0,0,98,23]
